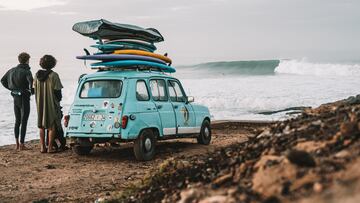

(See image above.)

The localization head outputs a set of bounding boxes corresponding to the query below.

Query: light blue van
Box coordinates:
[65,70,211,161]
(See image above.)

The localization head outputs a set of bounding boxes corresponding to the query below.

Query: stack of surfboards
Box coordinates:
[73,19,175,73]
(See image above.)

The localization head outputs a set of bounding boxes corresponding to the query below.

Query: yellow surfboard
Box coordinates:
[113,50,172,64]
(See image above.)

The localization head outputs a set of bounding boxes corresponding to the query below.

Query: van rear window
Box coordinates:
[80,80,122,98]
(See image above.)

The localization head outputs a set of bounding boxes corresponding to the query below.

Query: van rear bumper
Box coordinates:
[66,132,121,138]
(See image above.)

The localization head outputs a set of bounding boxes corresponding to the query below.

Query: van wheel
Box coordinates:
[73,145,93,155]
[197,120,211,145]
[133,129,156,161]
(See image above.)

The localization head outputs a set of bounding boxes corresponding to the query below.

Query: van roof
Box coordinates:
[83,70,176,80]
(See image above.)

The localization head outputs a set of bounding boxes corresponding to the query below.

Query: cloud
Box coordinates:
[0,0,68,11]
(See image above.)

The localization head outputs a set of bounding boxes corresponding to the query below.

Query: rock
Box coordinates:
[262,196,281,203]
[282,125,294,135]
[226,188,237,196]
[199,195,234,203]
[252,158,297,197]
[176,160,191,170]
[44,164,56,169]
[286,150,316,167]
[335,150,351,158]
[257,129,272,139]
[343,139,352,146]
[313,182,323,193]
[178,189,201,203]
[295,141,326,153]
[212,173,233,187]
[340,121,356,136]
[290,173,318,191]
[95,197,106,203]
[311,120,322,126]
[254,155,284,170]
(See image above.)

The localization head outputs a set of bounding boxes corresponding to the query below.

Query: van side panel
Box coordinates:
[120,79,162,140]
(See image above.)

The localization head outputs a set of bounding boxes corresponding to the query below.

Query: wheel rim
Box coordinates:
[144,138,152,152]
[204,127,210,138]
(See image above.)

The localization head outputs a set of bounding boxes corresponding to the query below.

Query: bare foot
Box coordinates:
[47,148,57,153]
[19,144,30,151]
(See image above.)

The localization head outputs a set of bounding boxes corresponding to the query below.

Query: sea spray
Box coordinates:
[275,59,360,76]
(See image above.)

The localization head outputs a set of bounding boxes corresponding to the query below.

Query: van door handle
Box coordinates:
[147,108,152,110]
[156,105,163,109]
[173,105,178,109]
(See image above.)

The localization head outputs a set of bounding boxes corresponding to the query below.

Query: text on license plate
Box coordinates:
[83,114,106,121]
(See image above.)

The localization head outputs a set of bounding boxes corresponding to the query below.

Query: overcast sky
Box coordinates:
[0,0,359,72]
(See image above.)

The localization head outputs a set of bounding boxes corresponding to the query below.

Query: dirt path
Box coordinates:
[0,121,270,203]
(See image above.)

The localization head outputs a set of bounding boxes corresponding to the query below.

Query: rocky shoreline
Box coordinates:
[107,95,360,203]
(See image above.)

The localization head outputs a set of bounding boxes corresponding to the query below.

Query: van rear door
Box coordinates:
[67,79,124,136]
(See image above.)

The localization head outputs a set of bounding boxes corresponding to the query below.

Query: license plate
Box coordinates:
[83,113,106,121]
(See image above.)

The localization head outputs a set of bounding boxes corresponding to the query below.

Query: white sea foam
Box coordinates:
[275,59,360,76]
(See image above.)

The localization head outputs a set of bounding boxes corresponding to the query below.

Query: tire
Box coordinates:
[133,129,156,161]
[197,120,211,145]
[73,145,93,155]
[72,138,93,155]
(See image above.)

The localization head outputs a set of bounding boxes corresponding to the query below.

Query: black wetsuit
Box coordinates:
[1,64,33,144]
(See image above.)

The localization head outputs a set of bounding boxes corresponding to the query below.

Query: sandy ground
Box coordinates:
[0,121,270,203]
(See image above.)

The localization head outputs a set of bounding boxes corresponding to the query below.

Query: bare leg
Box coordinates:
[15,138,20,150]
[39,128,46,153]
[47,127,56,153]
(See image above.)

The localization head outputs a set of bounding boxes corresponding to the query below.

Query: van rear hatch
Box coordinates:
[67,79,124,137]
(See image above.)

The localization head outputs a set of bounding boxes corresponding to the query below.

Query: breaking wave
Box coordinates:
[178,59,360,77]
[275,59,360,76]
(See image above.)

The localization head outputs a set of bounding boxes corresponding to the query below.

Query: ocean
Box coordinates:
[0,59,359,146]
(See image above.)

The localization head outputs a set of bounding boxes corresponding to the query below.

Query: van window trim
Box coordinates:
[79,79,123,99]
[167,79,187,103]
[136,79,150,101]
[149,78,169,102]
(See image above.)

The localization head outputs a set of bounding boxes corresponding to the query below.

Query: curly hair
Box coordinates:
[40,55,57,70]
[18,52,30,64]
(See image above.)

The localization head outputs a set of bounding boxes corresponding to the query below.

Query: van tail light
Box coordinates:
[64,115,70,127]
[122,115,128,129]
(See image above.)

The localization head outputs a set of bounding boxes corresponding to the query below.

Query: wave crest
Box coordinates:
[275,60,360,76]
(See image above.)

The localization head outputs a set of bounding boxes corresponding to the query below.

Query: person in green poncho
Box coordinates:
[34,55,63,153]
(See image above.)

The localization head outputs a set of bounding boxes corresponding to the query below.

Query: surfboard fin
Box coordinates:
[83,48,90,56]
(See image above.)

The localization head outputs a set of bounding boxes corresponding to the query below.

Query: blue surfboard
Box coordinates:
[91,43,156,52]
[91,60,176,73]
[76,54,167,65]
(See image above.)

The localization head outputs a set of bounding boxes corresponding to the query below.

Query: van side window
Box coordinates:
[136,80,150,101]
[150,79,168,101]
[168,80,185,102]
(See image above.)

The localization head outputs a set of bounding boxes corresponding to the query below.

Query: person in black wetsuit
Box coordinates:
[1,52,34,150]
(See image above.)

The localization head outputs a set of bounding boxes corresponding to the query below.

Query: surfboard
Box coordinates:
[104,39,156,48]
[72,19,164,43]
[91,43,156,52]
[91,60,176,73]
[76,54,167,65]
[113,50,172,64]
[102,40,157,51]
